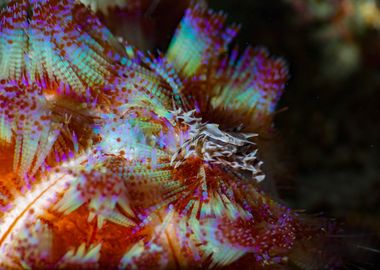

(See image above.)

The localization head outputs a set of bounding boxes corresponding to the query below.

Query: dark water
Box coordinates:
[208,0,380,268]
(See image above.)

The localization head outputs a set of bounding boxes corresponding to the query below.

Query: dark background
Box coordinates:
[207,0,380,217]
[208,0,380,266]
[207,0,380,267]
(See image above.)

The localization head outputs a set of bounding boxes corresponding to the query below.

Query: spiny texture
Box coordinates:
[0,0,126,178]
[0,79,61,176]
[0,0,125,93]
[166,5,287,131]
[208,47,288,127]
[167,5,240,77]
[0,2,339,270]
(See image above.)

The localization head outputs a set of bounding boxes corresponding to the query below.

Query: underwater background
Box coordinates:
[208,0,380,267]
